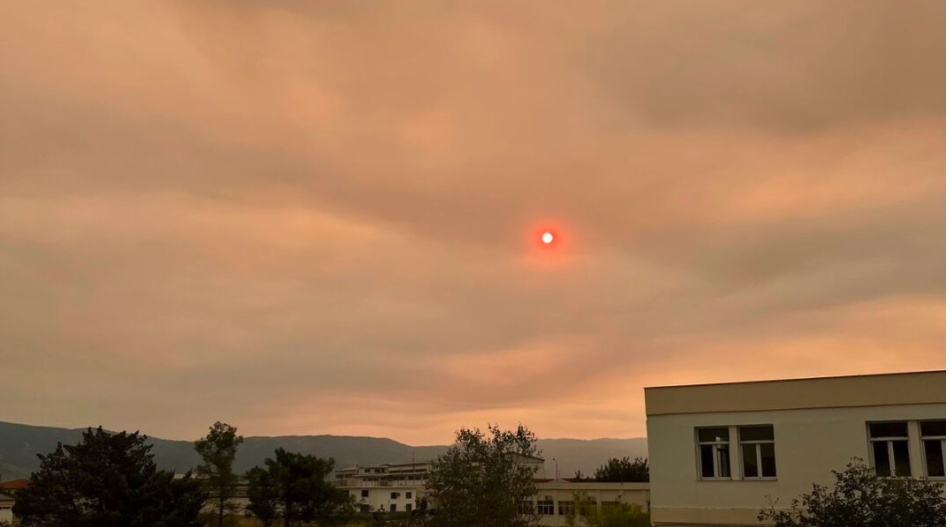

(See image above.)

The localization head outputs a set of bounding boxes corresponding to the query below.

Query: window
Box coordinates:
[360,504,371,513]
[921,420,945,478]
[537,498,554,515]
[558,501,575,515]
[740,425,777,479]
[391,492,400,499]
[361,490,369,498]
[868,422,911,477]
[405,504,412,512]
[390,504,397,512]
[406,492,412,499]
[697,427,731,479]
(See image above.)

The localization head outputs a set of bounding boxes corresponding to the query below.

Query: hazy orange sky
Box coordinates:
[0,1,944,444]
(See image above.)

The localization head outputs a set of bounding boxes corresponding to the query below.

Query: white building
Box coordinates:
[334,457,651,526]
[645,370,946,527]
[335,461,431,513]
[0,493,13,523]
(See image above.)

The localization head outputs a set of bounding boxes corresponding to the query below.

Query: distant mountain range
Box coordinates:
[0,420,647,482]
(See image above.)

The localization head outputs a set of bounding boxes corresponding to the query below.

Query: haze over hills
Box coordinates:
[0,420,647,482]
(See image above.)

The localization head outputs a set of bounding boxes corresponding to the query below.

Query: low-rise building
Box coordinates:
[645,370,946,527]
[0,493,13,523]
[333,458,650,526]
[335,461,432,513]
[530,481,650,526]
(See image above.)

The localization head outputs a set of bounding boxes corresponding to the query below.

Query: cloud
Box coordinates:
[0,0,943,444]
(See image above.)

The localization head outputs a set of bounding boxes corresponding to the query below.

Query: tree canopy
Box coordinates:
[13,427,206,527]
[245,447,353,527]
[426,424,541,527]
[194,421,244,527]
[758,459,945,527]
[593,457,649,483]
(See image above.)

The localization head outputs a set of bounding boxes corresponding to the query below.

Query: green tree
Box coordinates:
[245,465,280,527]
[245,448,353,527]
[758,458,945,527]
[592,457,648,483]
[426,424,541,527]
[194,421,244,527]
[565,494,650,527]
[12,427,206,527]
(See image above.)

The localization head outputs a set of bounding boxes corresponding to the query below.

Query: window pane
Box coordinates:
[872,441,891,476]
[760,443,777,477]
[698,427,729,442]
[921,420,946,438]
[700,445,715,477]
[893,441,911,477]
[742,444,759,478]
[924,440,945,477]
[740,425,774,441]
[716,444,731,478]
[869,422,908,438]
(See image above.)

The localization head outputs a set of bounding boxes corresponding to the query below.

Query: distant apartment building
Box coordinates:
[333,456,651,526]
[645,370,946,527]
[335,461,432,513]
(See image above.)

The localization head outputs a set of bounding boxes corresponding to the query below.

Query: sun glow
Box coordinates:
[541,232,554,244]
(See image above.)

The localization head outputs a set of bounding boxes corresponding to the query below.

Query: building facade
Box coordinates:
[645,370,946,527]
[335,461,431,513]
[334,459,651,526]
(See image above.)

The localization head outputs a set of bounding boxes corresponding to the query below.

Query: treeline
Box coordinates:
[11,422,353,527]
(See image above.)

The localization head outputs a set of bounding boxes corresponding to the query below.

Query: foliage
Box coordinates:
[565,494,650,527]
[195,422,244,527]
[245,447,353,527]
[592,457,649,483]
[758,458,946,527]
[426,424,541,527]
[12,426,206,527]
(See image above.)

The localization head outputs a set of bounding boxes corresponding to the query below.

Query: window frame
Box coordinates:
[738,425,777,480]
[537,497,555,516]
[920,419,946,479]
[867,421,911,477]
[696,426,732,480]
[557,500,575,516]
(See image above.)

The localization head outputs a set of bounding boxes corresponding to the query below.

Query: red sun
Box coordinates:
[541,232,555,245]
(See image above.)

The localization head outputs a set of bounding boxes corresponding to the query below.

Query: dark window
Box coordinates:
[739,425,774,441]
[921,420,945,478]
[893,441,911,476]
[391,492,400,499]
[869,422,908,438]
[697,427,731,479]
[361,490,369,498]
[872,441,891,477]
[921,420,945,437]
[742,444,758,478]
[406,492,412,499]
[390,504,397,512]
[924,440,945,477]
[760,443,777,478]
[405,504,412,512]
[869,422,910,477]
[739,425,776,479]
[698,427,730,442]
[558,501,575,515]
[537,499,554,515]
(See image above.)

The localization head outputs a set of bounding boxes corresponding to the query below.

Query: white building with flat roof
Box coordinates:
[333,457,651,526]
[335,461,431,513]
[645,370,945,527]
